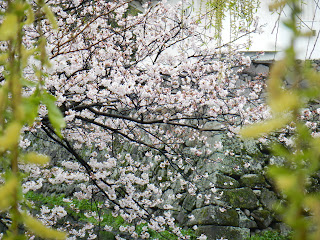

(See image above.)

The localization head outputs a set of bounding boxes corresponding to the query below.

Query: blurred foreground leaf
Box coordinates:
[23,213,67,240]
[240,115,292,138]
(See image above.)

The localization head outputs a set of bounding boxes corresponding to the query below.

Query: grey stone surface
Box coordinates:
[269,156,286,166]
[40,183,81,197]
[185,138,197,147]
[196,195,205,209]
[175,210,189,225]
[253,190,262,197]
[255,64,270,77]
[223,137,261,156]
[198,154,255,176]
[202,122,225,132]
[244,64,269,77]
[251,209,273,228]
[214,187,259,209]
[197,172,240,191]
[196,226,250,240]
[260,188,278,210]
[273,222,292,236]
[171,178,185,194]
[22,61,306,239]
[182,194,197,211]
[240,174,268,189]
[187,205,239,227]
[237,210,258,229]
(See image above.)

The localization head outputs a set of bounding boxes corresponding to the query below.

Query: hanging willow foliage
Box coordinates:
[199,0,260,44]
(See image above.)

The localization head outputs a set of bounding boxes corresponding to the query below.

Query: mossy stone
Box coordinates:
[187,205,239,227]
[238,209,258,228]
[219,187,259,209]
[260,188,278,210]
[198,154,255,176]
[182,194,197,211]
[215,173,240,189]
[251,209,273,228]
[240,174,268,189]
[197,172,240,191]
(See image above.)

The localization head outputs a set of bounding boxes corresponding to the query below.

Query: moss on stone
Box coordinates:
[240,174,268,188]
[187,205,239,227]
[221,187,258,209]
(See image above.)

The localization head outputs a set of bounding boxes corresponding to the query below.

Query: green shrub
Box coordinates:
[249,231,290,240]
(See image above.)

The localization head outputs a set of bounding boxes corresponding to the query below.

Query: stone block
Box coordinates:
[199,154,255,176]
[260,188,278,210]
[251,209,273,229]
[243,64,269,77]
[273,222,291,236]
[240,174,268,189]
[196,195,205,209]
[255,64,269,77]
[197,172,240,191]
[175,210,189,225]
[237,210,258,229]
[182,194,197,211]
[187,205,239,227]
[216,187,259,209]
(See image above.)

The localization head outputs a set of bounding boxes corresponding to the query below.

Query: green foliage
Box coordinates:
[241,1,320,239]
[199,0,260,44]
[41,91,66,138]
[248,231,289,240]
[0,0,66,238]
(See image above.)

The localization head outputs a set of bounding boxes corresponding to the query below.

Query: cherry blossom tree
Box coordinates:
[1,0,270,239]
[35,0,265,167]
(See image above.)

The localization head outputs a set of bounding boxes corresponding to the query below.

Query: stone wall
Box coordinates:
[156,61,292,240]
[160,135,289,240]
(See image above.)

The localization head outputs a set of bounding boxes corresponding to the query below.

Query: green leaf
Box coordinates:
[0,53,9,65]
[42,4,58,30]
[0,122,22,150]
[21,77,37,87]
[267,60,288,107]
[21,46,36,68]
[0,85,8,113]
[268,91,300,114]
[23,152,50,165]
[268,167,297,192]
[283,19,295,31]
[299,88,320,100]
[268,0,287,11]
[272,143,291,158]
[41,92,65,138]
[2,232,27,240]
[240,115,292,138]
[0,13,19,41]
[25,5,34,25]
[23,91,40,126]
[0,177,18,211]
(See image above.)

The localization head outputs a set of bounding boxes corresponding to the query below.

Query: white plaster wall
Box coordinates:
[194,0,320,60]
[248,0,320,60]
[131,0,320,60]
